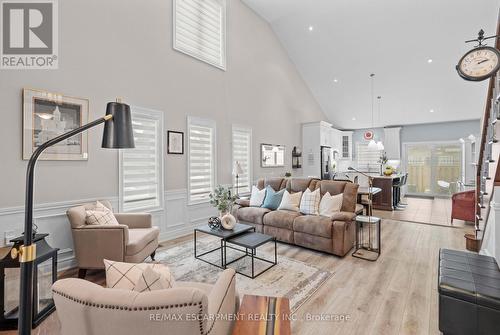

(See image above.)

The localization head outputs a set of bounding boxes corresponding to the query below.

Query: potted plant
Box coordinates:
[209,185,237,229]
[378,152,388,176]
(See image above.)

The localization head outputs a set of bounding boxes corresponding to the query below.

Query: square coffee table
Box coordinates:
[194,223,255,269]
[194,223,277,278]
[226,232,277,279]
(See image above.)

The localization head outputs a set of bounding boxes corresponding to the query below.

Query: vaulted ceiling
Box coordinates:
[243,0,499,129]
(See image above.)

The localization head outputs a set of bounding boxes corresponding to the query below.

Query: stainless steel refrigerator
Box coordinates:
[320,146,334,180]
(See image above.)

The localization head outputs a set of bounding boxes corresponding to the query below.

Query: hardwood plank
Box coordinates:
[0,219,470,335]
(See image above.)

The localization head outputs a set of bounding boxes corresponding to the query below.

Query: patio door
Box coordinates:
[404,142,463,197]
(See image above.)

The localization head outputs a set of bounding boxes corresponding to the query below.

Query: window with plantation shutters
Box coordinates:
[356,143,381,171]
[173,0,226,70]
[232,126,252,195]
[119,107,164,212]
[188,117,216,203]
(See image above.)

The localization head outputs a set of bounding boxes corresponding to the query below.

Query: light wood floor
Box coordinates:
[2,220,473,335]
[373,196,470,228]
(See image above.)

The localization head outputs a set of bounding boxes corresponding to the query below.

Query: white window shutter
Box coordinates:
[188,117,216,203]
[120,108,164,212]
[174,0,226,70]
[356,143,381,171]
[232,126,252,194]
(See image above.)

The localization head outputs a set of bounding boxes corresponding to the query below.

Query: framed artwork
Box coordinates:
[167,131,184,154]
[23,88,89,160]
[261,143,285,167]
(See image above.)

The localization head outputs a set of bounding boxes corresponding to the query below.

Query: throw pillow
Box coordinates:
[133,266,174,292]
[299,188,321,215]
[261,186,285,210]
[319,192,343,217]
[249,185,266,207]
[104,259,175,290]
[278,190,302,212]
[85,209,119,225]
[94,200,110,212]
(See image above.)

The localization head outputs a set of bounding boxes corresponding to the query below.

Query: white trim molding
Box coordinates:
[0,189,216,272]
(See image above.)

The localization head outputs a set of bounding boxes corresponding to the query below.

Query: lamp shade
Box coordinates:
[102,102,135,149]
[233,161,244,175]
[368,139,378,150]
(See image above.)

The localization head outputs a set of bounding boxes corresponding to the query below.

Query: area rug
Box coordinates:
[155,236,333,313]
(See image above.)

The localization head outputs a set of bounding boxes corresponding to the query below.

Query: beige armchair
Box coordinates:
[52,268,237,335]
[66,200,159,278]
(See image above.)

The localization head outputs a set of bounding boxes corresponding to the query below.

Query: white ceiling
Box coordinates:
[242,0,499,129]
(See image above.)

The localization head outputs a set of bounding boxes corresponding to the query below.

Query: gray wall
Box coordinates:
[0,0,326,209]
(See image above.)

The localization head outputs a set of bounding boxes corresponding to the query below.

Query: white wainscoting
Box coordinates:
[0,189,216,271]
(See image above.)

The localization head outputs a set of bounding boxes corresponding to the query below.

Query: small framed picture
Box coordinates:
[167,131,184,154]
[23,88,89,160]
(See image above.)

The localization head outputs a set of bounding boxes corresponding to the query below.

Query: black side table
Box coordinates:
[352,215,381,261]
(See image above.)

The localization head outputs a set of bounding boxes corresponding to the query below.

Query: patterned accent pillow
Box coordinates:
[133,266,174,292]
[104,259,175,290]
[94,200,110,212]
[85,210,119,225]
[299,188,321,215]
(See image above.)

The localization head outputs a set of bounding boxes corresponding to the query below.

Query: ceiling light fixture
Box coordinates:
[333,78,338,83]
[308,26,314,31]
[368,74,379,150]
[352,117,356,121]
[376,96,384,150]
[427,59,433,63]
[429,109,435,113]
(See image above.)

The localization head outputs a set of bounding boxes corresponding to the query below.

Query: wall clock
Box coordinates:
[456,46,500,82]
[456,29,500,82]
[363,130,374,140]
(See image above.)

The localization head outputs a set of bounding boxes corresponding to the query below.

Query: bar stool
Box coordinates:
[392,173,408,209]
[399,173,408,206]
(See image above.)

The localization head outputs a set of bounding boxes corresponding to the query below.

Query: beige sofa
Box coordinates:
[53,267,237,335]
[66,200,159,278]
[233,178,358,256]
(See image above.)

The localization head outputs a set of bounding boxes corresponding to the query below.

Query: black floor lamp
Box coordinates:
[10,100,135,335]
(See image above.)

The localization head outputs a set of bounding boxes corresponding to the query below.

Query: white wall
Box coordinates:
[481,187,500,265]
[0,0,326,264]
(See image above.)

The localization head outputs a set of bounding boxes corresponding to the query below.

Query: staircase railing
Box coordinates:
[476,16,500,248]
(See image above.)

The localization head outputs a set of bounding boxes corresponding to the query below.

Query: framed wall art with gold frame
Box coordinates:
[23,88,89,160]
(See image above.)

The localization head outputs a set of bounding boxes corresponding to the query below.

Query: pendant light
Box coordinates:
[368,74,378,150]
[376,96,384,150]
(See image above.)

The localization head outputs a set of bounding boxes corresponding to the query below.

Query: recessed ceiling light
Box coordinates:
[427,59,433,63]
[429,109,435,113]
[308,26,314,31]
[352,117,356,121]
[333,78,338,83]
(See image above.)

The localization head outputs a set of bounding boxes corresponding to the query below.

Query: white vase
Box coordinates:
[220,213,236,230]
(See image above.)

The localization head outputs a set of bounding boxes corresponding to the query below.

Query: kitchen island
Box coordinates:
[341,171,404,211]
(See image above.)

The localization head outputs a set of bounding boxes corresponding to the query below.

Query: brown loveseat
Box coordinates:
[233,177,358,257]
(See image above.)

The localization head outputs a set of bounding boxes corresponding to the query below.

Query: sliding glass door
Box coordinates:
[404,141,463,197]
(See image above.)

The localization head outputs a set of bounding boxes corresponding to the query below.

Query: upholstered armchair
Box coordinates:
[52,268,237,335]
[451,190,475,223]
[66,200,159,278]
